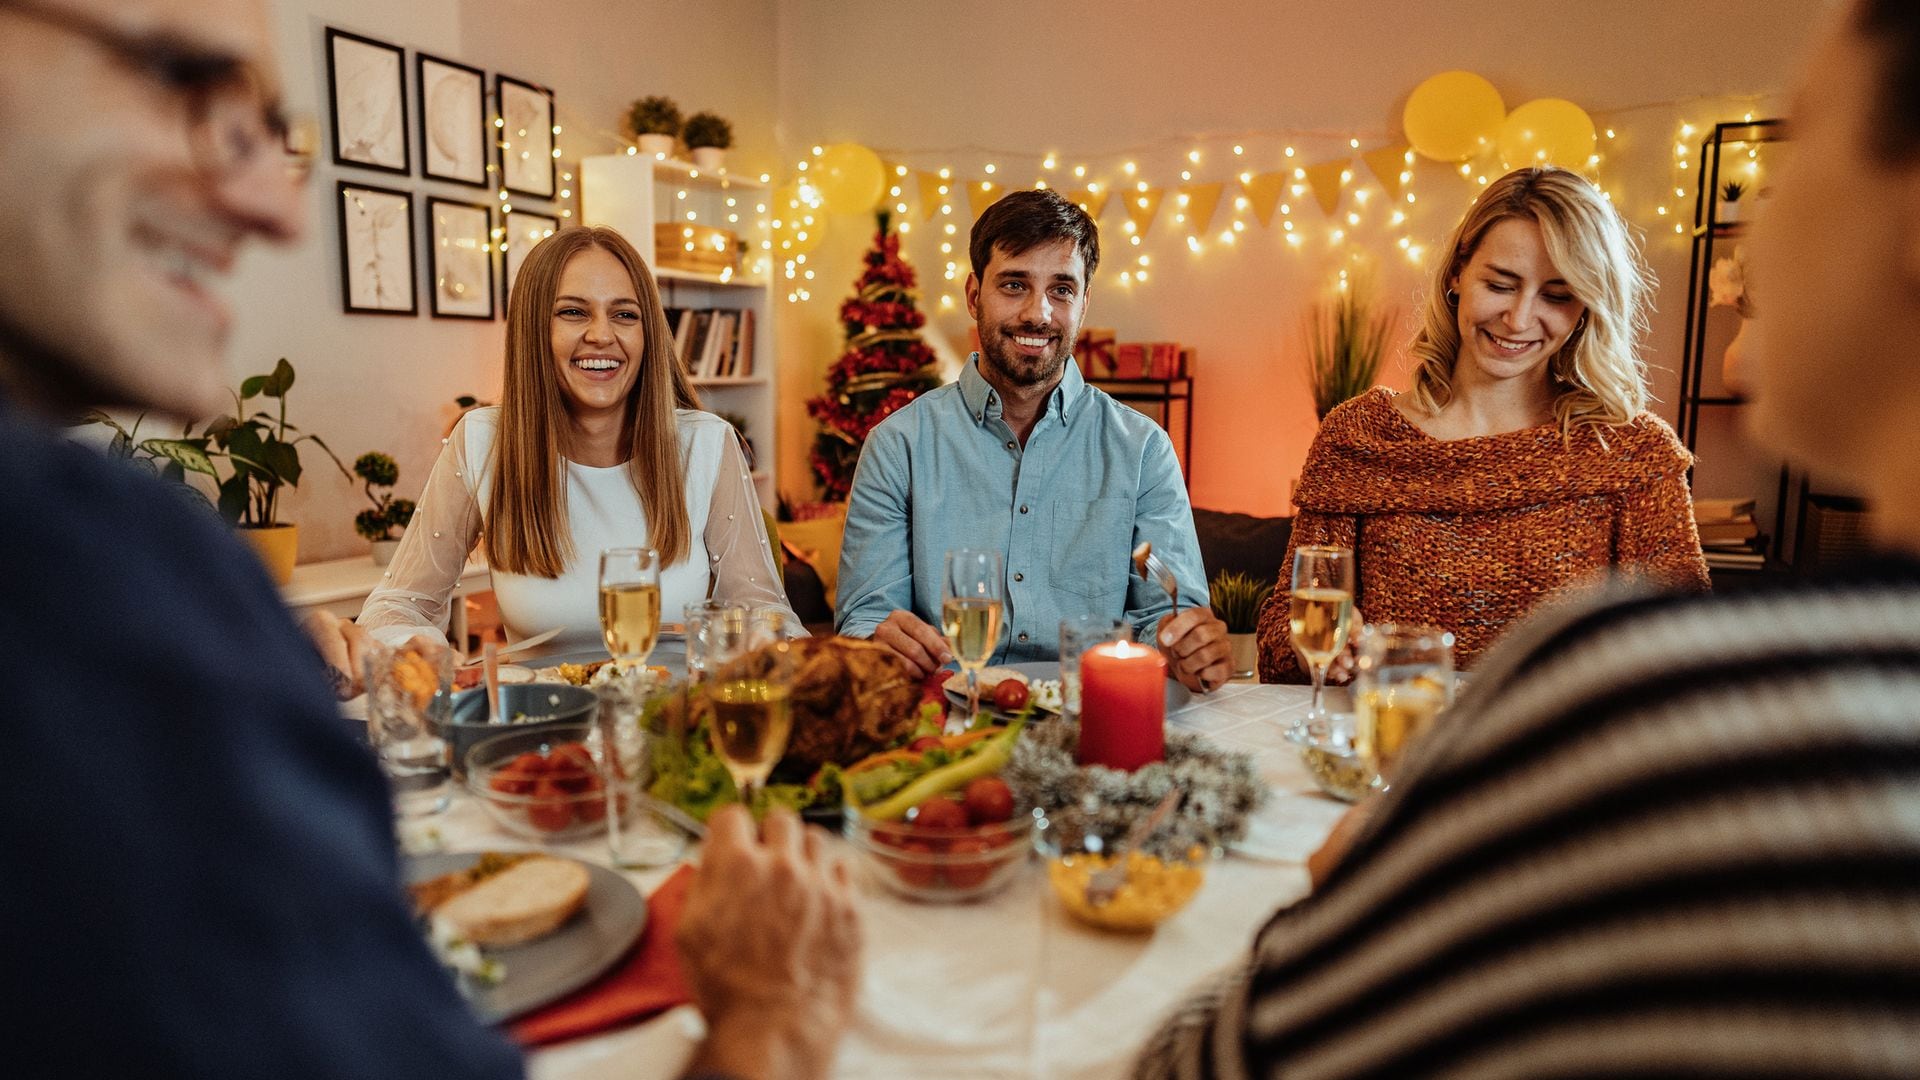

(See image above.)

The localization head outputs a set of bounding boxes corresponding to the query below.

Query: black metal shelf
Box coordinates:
[1088,375,1194,489]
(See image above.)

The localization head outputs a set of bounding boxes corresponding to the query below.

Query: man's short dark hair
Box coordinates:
[968,189,1100,287]
[1861,0,1920,160]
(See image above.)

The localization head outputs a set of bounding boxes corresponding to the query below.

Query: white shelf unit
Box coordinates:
[581,153,777,509]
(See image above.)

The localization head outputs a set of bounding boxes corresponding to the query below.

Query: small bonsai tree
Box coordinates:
[625,95,682,139]
[1209,570,1274,634]
[352,451,415,542]
[683,111,733,150]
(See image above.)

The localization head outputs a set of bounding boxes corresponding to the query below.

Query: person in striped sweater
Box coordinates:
[1134,2,1920,1075]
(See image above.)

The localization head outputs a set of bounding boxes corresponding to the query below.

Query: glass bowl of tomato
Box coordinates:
[464,723,609,841]
[842,776,1036,903]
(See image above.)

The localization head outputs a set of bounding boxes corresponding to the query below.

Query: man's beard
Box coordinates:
[978,320,1074,388]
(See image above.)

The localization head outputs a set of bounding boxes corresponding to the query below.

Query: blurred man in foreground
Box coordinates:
[0,2,856,1077]
[1135,2,1920,1074]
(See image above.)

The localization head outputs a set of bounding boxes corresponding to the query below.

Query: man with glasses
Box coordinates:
[0,4,859,1078]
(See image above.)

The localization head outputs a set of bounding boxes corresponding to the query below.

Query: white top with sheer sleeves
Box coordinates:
[357,406,795,656]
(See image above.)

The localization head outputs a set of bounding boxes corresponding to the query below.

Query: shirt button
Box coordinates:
[1017,631,1029,642]
[1019,505,1029,514]
[1013,572,1024,582]
[1005,441,1015,451]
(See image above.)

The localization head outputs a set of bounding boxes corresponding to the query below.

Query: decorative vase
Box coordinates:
[243,523,299,586]
[1228,632,1258,680]
[1723,315,1753,393]
[370,538,401,566]
[689,146,725,171]
[1718,201,1743,225]
[637,133,675,158]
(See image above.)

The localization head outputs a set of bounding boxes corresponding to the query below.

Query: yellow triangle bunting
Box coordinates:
[1123,186,1164,237]
[1241,171,1288,227]
[1175,182,1224,234]
[1302,159,1349,216]
[968,180,1001,218]
[916,171,946,222]
[1362,145,1411,200]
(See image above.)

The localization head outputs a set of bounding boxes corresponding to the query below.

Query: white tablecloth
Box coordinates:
[423,683,1344,1080]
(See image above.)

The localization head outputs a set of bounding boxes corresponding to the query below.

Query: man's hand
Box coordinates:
[676,806,862,1080]
[869,609,953,678]
[1156,608,1232,694]
[301,611,370,700]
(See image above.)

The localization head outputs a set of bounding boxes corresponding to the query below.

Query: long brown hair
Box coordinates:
[1409,167,1653,437]
[485,225,702,577]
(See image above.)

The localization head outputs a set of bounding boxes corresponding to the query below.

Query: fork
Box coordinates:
[1084,787,1183,907]
[1132,541,1180,611]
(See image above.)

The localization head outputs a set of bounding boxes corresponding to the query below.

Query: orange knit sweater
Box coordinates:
[1256,389,1710,683]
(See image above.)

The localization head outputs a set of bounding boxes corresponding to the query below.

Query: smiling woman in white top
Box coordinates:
[356,225,795,656]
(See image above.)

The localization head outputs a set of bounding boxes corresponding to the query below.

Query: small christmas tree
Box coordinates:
[805,212,939,502]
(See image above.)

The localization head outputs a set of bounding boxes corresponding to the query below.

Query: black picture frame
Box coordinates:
[416,52,489,188]
[336,181,417,315]
[426,196,497,321]
[502,210,559,309]
[495,73,556,198]
[325,28,410,175]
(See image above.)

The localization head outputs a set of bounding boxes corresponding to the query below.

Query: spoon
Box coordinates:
[1085,787,1183,907]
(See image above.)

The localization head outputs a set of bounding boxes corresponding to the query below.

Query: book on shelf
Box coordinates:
[662,306,760,381]
[1697,517,1760,544]
[733,308,755,378]
[1692,496,1756,523]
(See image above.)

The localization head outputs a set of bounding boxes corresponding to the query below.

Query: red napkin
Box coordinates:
[509,864,697,1047]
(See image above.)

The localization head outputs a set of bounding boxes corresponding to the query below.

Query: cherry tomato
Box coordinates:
[892,840,939,888]
[488,766,535,797]
[991,679,1030,712]
[544,744,596,792]
[509,751,548,776]
[573,775,607,822]
[526,778,574,832]
[962,776,1016,825]
[910,796,968,831]
[942,837,996,889]
[908,735,945,753]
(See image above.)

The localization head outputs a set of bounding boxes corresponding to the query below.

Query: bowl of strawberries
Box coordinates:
[465,724,609,841]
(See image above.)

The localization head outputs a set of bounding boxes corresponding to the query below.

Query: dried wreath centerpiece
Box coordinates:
[1004,721,1265,858]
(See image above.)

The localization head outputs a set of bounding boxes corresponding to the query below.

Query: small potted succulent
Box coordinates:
[352,451,416,565]
[625,95,681,158]
[1209,570,1274,679]
[1718,180,1746,224]
[684,111,733,171]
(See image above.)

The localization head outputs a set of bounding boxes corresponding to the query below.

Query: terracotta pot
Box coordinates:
[243,523,298,585]
[636,133,675,158]
[1228,632,1258,680]
[369,538,401,566]
[689,146,725,171]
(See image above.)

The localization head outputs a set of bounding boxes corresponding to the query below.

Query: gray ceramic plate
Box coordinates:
[946,659,1192,716]
[407,852,647,1022]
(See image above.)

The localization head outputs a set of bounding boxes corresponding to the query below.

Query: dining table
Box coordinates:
[412,651,1348,1080]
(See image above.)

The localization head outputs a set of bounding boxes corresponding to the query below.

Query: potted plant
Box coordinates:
[684,111,733,171]
[352,451,416,565]
[1717,180,1746,224]
[1304,277,1395,420]
[625,95,681,158]
[1209,570,1274,679]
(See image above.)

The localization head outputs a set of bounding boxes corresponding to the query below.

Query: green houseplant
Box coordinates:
[352,451,416,565]
[684,111,733,170]
[625,95,682,157]
[1210,570,1274,678]
[1304,279,1395,421]
[1718,180,1747,224]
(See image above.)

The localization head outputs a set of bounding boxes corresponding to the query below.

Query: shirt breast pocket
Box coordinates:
[1049,497,1132,602]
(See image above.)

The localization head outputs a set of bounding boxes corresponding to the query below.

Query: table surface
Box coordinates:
[418,682,1342,1080]
[282,554,489,607]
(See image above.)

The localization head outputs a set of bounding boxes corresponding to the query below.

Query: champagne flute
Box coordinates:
[1289,545,1355,724]
[942,548,1005,725]
[1354,623,1454,787]
[598,547,662,664]
[707,628,795,810]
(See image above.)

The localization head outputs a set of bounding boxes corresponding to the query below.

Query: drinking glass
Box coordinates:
[595,673,689,869]
[1058,614,1132,719]
[598,547,662,663]
[707,632,796,808]
[363,638,454,817]
[942,549,1006,725]
[1288,545,1356,724]
[1353,623,1454,787]
[684,600,748,685]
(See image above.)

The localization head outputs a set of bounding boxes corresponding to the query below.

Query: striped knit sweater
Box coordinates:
[1257,389,1710,682]
[1137,558,1920,1078]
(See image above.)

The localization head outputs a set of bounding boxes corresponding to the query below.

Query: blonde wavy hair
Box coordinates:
[485,226,702,578]
[1409,166,1653,436]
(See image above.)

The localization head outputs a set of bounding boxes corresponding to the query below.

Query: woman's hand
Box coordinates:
[301,611,370,700]
[1290,608,1365,684]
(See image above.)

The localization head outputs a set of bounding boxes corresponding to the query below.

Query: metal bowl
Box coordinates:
[441,683,597,778]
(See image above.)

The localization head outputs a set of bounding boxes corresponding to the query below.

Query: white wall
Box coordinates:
[233,0,776,561]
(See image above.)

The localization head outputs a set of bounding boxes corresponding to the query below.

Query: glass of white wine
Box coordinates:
[707,627,795,810]
[598,547,662,665]
[1354,623,1454,787]
[1289,544,1355,724]
[942,549,1005,726]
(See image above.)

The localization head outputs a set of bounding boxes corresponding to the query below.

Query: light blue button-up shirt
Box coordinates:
[835,354,1210,664]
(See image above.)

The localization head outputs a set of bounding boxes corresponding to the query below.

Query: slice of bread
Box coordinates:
[433,855,591,947]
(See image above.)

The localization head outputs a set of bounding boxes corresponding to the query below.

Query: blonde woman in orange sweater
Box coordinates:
[1257,167,1709,683]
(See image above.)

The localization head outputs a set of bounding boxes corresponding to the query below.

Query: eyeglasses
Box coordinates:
[0,0,316,185]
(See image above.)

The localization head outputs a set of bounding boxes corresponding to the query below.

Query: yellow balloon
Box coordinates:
[811,143,885,215]
[1497,98,1597,170]
[770,181,827,257]
[1403,71,1505,163]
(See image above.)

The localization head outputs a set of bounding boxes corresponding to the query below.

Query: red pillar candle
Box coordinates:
[1076,640,1167,771]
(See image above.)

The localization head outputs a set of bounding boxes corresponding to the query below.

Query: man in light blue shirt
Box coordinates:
[836,190,1231,693]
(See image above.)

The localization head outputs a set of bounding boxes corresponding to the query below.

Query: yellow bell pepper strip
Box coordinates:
[851,720,1025,822]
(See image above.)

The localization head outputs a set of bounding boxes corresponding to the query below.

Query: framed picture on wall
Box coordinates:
[416,53,488,187]
[337,181,416,315]
[427,197,496,320]
[325,28,409,175]
[496,74,556,198]
[502,210,559,306]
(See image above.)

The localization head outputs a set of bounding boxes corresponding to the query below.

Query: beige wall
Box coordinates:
[768,0,1826,523]
[232,0,776,561]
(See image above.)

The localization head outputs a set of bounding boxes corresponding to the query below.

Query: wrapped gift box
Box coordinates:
[1112,342,1147,378]
[1146,342,1183,379]
[1074,327,1118,374]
